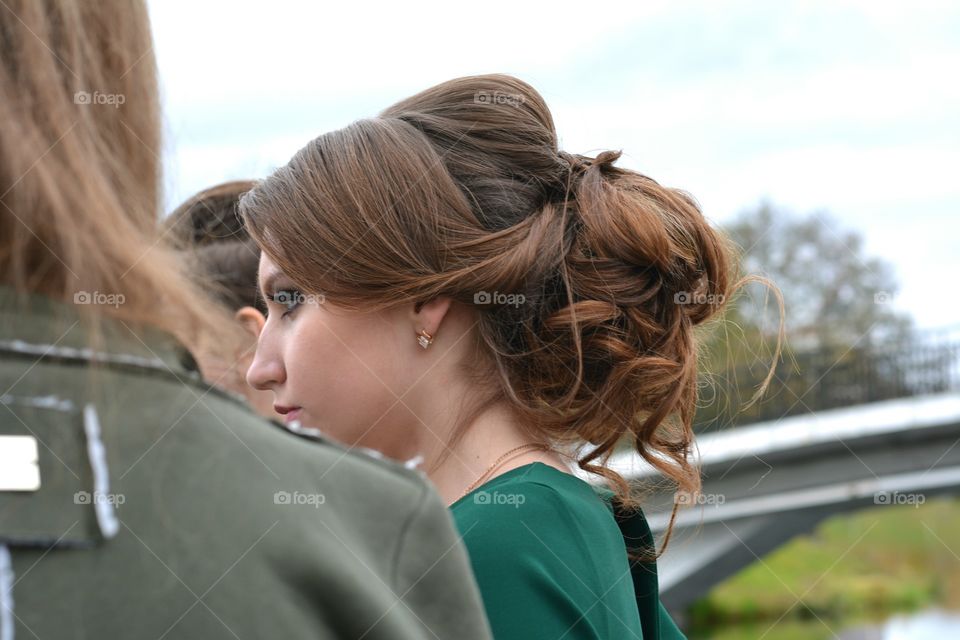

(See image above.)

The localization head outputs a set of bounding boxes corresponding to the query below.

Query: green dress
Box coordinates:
[451,462,686,640]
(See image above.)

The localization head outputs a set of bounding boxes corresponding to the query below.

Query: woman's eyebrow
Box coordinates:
[259,271,280,298]
[260,271,298,299]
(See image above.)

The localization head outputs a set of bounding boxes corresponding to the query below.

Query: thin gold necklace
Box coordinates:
[459,443,552,500]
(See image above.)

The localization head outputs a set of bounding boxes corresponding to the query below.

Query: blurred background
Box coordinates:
[148,1,960,637]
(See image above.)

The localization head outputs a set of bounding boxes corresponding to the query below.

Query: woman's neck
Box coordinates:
[420,402,571,506]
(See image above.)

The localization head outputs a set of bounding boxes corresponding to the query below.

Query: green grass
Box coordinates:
[686,495,960,633]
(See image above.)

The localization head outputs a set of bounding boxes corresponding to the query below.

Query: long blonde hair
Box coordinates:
[0,0,240,356]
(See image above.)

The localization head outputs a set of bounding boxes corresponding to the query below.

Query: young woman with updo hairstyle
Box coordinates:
[242,74,777,639]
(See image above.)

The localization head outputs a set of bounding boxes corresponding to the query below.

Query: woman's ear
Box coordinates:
[235,306,266,339]
[411,296,454,338]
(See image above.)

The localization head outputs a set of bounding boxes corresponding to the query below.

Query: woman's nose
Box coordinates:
[246,351,285,391]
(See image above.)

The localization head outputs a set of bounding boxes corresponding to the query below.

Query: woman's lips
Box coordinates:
[274,405,303,424]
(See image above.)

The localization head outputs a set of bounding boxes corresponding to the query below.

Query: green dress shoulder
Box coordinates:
[451,462,686,640]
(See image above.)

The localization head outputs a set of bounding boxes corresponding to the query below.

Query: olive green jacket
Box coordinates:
[0,287,492,640]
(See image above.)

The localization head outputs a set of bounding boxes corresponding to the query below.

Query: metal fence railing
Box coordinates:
[695,329,960,432]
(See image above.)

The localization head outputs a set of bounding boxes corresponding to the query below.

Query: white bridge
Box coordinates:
[606,391,960,611]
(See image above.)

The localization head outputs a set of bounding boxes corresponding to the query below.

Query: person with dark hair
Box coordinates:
[165,180,276,419]
[239,73,776,638]
[0,2,493,638]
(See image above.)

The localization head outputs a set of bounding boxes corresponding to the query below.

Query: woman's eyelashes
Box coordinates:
[269,289,303,318]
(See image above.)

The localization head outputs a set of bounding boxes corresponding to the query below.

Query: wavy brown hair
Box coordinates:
[240,74,782,552]
[165,180,265,315]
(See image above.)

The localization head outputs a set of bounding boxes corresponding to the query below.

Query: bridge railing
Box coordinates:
[696,329,960,431]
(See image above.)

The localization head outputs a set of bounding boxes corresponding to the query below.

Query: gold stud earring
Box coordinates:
[416,328,434,349]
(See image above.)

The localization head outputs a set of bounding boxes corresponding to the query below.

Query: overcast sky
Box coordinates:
[147,0,959,331]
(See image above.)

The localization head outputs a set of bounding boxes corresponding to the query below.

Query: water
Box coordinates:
[839,609,960,639]
[690,608,960,639]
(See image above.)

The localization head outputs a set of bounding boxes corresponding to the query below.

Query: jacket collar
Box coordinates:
[0,285,201,381]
